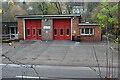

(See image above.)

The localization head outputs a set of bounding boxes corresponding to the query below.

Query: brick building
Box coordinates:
[16,14,101,41]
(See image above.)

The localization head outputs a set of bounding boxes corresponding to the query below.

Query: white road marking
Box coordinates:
[16,76,39,79]
[0,64,6,66]
[16,76,54,79]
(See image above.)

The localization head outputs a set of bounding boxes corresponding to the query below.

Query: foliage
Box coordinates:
[89,67,97,72]
[114,37,120,44]
[108,17,117,23]
[95,2,118,26]
[89,67,109,80]
[37,2,48,14]
[2,2,102,21]
[0,9,2,13]
[8,1,14,6]
[97,13,107,19]
[89,67,104,79]
[92,2,119,42]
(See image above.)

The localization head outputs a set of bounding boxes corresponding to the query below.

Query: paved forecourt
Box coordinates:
[2,40,118,67]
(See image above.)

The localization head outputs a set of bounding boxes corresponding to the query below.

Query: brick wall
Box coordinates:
[18,18,24,39]
[72,17,101,41]
[72,16,79,39]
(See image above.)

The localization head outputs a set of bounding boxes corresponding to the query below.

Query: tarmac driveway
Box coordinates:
[2,40,118,67]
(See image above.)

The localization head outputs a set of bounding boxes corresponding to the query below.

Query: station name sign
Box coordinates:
[43,25,51,30]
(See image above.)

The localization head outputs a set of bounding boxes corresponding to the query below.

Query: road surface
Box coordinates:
[1,64,118,79]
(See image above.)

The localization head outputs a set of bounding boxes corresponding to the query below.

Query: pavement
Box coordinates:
[1,40,119,67]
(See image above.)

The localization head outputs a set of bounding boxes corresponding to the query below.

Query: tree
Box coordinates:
[2,2,28,21]
[91,2,119,78]
[37,2,48,14]
[52,2,62,14]
[92,2,118,37]
[47,2,58,14]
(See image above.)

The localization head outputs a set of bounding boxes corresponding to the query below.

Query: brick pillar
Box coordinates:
[18,18,24,39]
[72,16,79,39]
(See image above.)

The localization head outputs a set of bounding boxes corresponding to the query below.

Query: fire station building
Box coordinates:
[16,14,101,41]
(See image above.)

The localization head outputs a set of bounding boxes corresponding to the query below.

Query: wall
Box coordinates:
[71,16,80,39]
[2,23,9,34]
[72,16,101,41]
[42,19,53,40]
[17,18,24,39]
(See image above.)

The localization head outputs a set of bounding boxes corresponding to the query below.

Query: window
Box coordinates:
[11,27,15,34]
[9,27,18,39]
[33,29,35,35]
[90,28,93,34]
[27,29,30,35]
[85,28,89,34]
[60,28,63,35]
[66,28,70,35]
[81,28,84,34]
[9,26,17,34]
[38,29,41,35]
[16,27,18,34]
[80,28,94,35]
[54,29,57,35]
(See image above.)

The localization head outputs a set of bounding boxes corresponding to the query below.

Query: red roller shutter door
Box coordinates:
[25,19,42,40]
[53,19,71,40]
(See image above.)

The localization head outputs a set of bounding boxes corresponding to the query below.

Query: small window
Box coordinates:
[90,28,93,34]
[85,28,89,34]
[33,29,35,35]
[27,29,30,35]
[10,27,17,34]
[80,28,94,35]
[81,28,84,34]
[54,29,57,35]
[60,28,63,35]
[38,29,41,35]
[66,29,70,35]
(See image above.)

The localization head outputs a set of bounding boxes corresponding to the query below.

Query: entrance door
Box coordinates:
[53,19,71,40]
[25,19,41,40]
[9,26,18,39]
